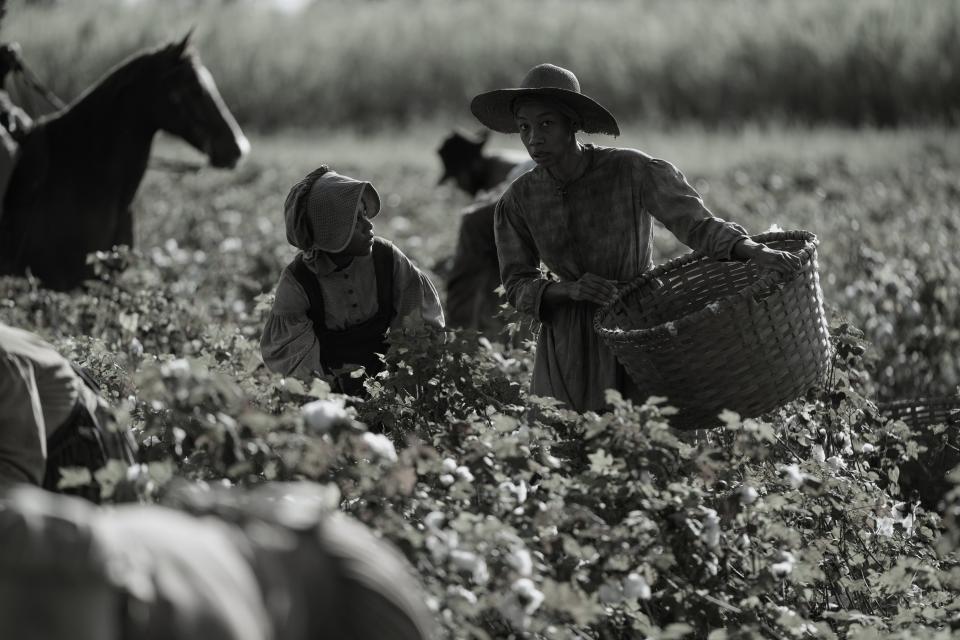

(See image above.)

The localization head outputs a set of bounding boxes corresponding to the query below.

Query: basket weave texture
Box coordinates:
[594,230,831,429]
[879,397,960,428]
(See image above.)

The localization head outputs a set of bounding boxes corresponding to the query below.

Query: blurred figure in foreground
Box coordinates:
[0,482,435,640]
[0,323,136,502]
[260,165,444,394]
[0,0,34,212]
[0,41,33,214]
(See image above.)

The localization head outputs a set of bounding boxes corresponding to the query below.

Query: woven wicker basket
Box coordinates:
[878,396,960,509]
[594,230,831,429]
[879,397,960,428]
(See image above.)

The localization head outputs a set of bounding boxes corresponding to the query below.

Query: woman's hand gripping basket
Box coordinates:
[594,230,831,429]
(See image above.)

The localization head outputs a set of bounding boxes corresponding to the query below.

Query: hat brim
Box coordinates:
[313,180,381,254]
[360,183,381,218]
[470,87,620,136]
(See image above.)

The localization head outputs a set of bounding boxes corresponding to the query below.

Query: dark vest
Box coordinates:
[290,238,395,394]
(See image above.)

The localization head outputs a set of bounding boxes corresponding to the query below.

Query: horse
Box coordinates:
[0,33,249,290]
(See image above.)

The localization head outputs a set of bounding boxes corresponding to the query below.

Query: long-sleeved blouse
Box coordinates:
[494,145,748,412]
[260,239,444,379]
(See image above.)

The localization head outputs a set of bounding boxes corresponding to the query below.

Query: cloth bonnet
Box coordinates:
[284,167,381,253]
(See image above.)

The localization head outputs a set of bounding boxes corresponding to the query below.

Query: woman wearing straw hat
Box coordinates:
[471,63,801,413]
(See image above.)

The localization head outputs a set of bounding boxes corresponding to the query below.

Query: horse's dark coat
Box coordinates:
[0,35,248,290]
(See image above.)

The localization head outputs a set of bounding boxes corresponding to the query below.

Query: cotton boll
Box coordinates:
[770,551,796,578]
[424,511,445,532]
[301,398,349,433]
[780,463,806,488]
[507,547,533,576]
[875,516,895,538]
[623,573,652,600]
[450,550,480,572]
[811,445,826,463]
[701,508,721,549]
[826,455,847,472]
[128,337,144,359]
[512,578,544,614]
[163,358,191,376]
[361,432,398,462]
[447,586,478,606]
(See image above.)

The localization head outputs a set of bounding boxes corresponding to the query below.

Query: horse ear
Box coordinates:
[175,27,195,56]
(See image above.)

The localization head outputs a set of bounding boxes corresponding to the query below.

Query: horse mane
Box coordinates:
[58,36,195,120]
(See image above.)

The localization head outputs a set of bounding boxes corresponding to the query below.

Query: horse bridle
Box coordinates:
[8,53,65,112]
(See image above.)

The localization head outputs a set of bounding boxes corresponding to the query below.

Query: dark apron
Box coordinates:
[290,238,395,395]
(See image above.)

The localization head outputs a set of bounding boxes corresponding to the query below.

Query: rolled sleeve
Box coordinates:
[259,270,324,378]
[640,158,748,260]
[494,193,552,321]
[389,244,445,331]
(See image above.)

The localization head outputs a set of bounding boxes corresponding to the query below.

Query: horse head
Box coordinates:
[0,35,252,289]
[150,32,249,169]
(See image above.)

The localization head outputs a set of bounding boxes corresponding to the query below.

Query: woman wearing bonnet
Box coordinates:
[260,166,444,393]
[471,63,801,412]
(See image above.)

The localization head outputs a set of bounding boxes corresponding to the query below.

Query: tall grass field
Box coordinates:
[6,0,960,130]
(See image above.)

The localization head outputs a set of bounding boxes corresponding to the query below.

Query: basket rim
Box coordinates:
[593,230,819,343]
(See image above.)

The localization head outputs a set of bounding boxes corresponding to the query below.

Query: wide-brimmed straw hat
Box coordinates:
[470,63,620,136]
[284,167,381,253]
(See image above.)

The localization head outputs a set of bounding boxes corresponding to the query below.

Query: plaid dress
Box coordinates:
[495,145,748,412]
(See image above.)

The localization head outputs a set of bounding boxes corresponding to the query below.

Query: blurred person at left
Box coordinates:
[0,481,436,640]
[0,323,136,502]
[0,0,35,214]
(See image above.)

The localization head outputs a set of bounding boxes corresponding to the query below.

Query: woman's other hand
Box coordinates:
[751,247,803,277]
[733,238,803,278]
[553,273,619,306]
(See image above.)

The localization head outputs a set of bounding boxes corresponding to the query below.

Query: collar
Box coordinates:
[299,249,363,277]
[534,143,596,186]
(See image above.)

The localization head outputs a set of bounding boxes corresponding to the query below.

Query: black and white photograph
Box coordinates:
[1,0,959,637]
